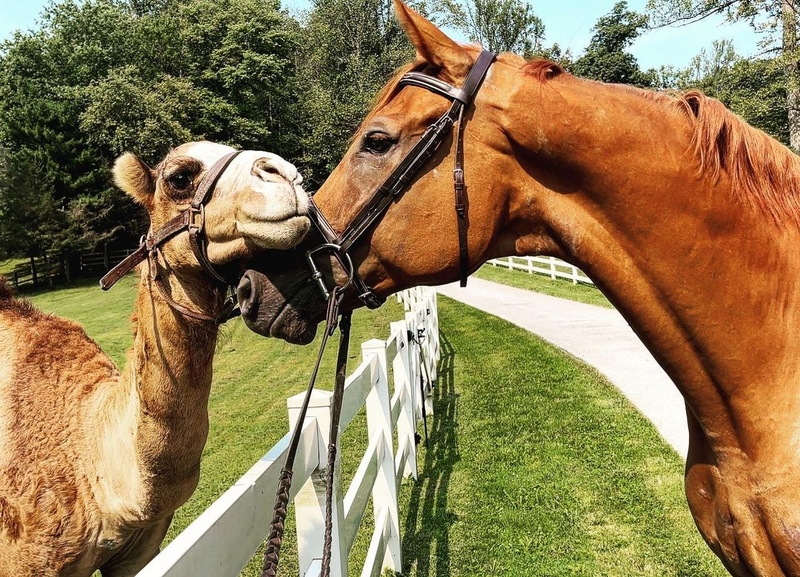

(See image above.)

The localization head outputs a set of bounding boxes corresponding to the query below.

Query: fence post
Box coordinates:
[407,309,434,419]
[421,291,439,387]
[287,390,347,577]
[361,338,402,573]
[30,256,37,287]
[390,320,418,480]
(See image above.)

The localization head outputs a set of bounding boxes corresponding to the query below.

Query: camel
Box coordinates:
[0,141,310,576]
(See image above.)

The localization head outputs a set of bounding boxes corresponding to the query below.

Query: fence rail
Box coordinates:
[487,255,594,285]
[4,247,137,291]
[9,254,66,290]
[138,287,439,577]
[79,247,137,272]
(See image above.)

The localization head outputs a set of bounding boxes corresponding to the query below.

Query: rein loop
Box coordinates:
[261,287,351,577]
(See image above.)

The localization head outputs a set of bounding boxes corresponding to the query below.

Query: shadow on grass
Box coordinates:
[401,330,460,577]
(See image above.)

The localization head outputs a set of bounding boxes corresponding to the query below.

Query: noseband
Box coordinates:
[306,50,496,307]
[99,150,243,323]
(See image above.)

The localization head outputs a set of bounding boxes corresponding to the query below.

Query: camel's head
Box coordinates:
[113,141,310,280]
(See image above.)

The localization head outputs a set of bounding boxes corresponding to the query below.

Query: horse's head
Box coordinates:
[236,0,701,343]
[238,1,550,342]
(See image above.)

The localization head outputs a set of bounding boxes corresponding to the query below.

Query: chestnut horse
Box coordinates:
[237,2,800,575]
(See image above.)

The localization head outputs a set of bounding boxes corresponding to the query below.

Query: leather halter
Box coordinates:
[99,150,243,323]
[306,50,496,306]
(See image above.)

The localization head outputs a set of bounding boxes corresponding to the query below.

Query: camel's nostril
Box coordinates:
[254,158,282,180]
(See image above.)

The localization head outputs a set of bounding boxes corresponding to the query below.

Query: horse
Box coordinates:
[235,2,800,575]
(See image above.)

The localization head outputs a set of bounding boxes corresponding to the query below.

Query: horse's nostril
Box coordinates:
[236,273,254,317]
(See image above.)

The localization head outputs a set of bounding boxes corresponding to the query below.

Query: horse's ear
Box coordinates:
[393,0,472,80]
[113,153,155,210]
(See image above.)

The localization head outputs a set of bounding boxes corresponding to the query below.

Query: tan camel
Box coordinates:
[0,141,310,576]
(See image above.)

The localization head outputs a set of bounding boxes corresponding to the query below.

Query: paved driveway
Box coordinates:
[436,278,689,457]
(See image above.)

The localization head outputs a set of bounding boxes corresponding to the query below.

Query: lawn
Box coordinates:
[20,274,725,576]
[474,263,613,308]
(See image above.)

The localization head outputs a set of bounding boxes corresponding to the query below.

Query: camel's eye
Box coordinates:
[168,172,192,191]
[362,132,395,155]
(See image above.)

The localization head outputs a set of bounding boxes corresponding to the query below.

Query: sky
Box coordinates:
[0,0,764,71]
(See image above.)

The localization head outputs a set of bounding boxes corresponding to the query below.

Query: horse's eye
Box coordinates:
[362,132,395,155]
[168,172,192,190]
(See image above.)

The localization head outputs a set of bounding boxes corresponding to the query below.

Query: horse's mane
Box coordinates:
[674,91,800,225]
[523,58,800,226]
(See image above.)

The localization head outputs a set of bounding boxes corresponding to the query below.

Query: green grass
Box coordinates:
[22,277,725,576]
[0,257,25,278]
[474,263,613,308]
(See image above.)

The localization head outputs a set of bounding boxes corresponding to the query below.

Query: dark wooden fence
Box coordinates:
[5,247,136,291]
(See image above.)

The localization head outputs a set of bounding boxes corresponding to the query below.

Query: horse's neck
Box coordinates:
[94,270,220,522]
[540,171,800,457]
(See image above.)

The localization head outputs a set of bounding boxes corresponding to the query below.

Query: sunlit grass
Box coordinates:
[474,263,613,308]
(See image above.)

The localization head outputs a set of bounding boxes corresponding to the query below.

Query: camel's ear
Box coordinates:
[113,153,155,210]
[393,0,472,80]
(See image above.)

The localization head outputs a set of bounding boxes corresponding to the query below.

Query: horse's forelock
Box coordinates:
[522,59,564,82]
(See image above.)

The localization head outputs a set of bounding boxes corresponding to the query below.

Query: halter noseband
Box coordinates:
[99,150,243,323]
[306,50,496,308]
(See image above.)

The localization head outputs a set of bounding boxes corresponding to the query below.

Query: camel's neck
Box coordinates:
[94,265,223,522]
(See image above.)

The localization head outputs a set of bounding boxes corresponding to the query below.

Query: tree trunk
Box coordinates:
[783,0,800,151]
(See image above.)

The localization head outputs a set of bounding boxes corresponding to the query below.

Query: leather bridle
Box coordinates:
[261,51,496,577]
[305,50,496,308]
[99,150,243,323]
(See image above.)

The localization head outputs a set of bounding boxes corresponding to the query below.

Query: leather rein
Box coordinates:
[262,51,495,577]
[99,150,243,324]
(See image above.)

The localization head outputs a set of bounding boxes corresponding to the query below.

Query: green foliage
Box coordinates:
[645,0,797,148]
[291,0,414,187]
[1,0,796,260]
[571,1,655,87]
[0,0,300,258]
[441,0,545,57]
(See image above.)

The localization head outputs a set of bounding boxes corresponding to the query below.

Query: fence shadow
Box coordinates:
[400,329,459,577]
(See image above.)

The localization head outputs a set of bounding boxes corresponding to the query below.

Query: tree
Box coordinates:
[441,0,544,57]
[0,0,301,261]
[646,0,800,150]
[291,0,415,186]
[670,41,789,144]
[570,2,655,86]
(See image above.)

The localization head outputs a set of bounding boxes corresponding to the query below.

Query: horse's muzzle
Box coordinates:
[236,268,322,345]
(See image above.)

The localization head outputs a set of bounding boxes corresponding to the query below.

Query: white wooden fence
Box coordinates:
[487,256,594,285]
[138,287,439,577]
